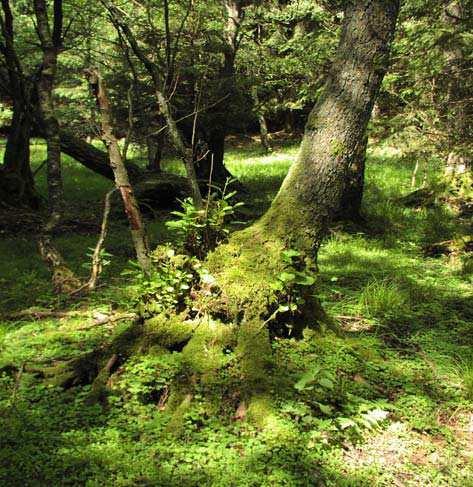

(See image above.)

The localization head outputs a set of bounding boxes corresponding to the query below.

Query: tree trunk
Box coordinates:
[442,1,472,176]
[34,0,63,219]
[195,0,244,183]
[206,0,400,328]
[87,68,152,274]
[257,112,271,154]
[57,129,142,181]
[0,0,38,208]
[335,135,368,221]
[34,0,81,293]
[146,134,162,172]
[0,102,38,208]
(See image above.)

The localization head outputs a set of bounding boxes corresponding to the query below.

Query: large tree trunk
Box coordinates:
[335,135,368,221]
[0,0,38,208]
[199,0,400,398]
[259,1,399,251]
[57,129,142,181]
[206,0,400,331]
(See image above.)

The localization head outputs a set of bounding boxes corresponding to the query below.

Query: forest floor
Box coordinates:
[0,139,472,486]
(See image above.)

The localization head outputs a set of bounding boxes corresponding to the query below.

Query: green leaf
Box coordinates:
[337,417,356,430]
[279,272,296,282]
[317,403,333,415]
[318,377,335,390]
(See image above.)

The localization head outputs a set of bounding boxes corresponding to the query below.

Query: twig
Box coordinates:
[87,189,115,291]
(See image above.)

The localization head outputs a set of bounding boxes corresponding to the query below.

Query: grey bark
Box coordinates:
[259,0,400,255]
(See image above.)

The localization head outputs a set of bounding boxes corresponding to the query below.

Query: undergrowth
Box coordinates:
[0,141,472,486]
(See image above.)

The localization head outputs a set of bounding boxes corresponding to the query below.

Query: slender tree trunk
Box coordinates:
[257,113,271,153]
[34,0,81,293]
[34,0,63,219]
[146,134,162,172]
[87,68,152,274]
[195,0,244,182]
[252,86,272,153]
[0,101,38,208]
[442,1,472,177]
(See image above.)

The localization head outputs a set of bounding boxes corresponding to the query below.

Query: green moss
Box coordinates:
[330,139,345,157]
[236,319,272,392]
[181,318,235,380]
[205,226,286,319]
[246,394,277,427]
[142,313,196,349]
[164,393,193,436]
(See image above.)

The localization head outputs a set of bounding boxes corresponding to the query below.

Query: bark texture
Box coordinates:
[34,0,63,218]
[336,134,368,220]
[88,68,152,274]
[258,0,400,252]
[0,0,38,208]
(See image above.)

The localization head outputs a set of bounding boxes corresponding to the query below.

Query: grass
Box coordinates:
[0,139,472,486]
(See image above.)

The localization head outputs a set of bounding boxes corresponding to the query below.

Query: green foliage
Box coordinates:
[1,143,473,485]
[166,180,244,258]
[123,245,201,317]
[272,249,316,316]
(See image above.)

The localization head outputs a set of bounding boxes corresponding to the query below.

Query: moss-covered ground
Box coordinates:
[0,140,472,486]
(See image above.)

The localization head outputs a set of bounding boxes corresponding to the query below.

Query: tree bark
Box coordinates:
[146,134,163,172]
[0,0,38,208]
[335,134,368,221]
[33,0,80,293]
[34,0,63,219]
[442,1,472,177]
[87,68,152,274]
[195,0,245,183]
[0,102,38,208]
[252,86,272,153]
[206,0,400,327]
[57,129,142,181]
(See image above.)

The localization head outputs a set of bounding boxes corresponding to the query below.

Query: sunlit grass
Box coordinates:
[1,139,472,485]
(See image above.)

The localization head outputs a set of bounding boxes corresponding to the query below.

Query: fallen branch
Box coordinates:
[75,312,138,331]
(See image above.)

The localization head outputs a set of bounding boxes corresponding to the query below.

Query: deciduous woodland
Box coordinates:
[0,0,472,485]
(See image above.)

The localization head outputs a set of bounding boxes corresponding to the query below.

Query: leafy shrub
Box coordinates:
[166,179,243,258]
[123,244,202,317]
[271,249,316,316]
